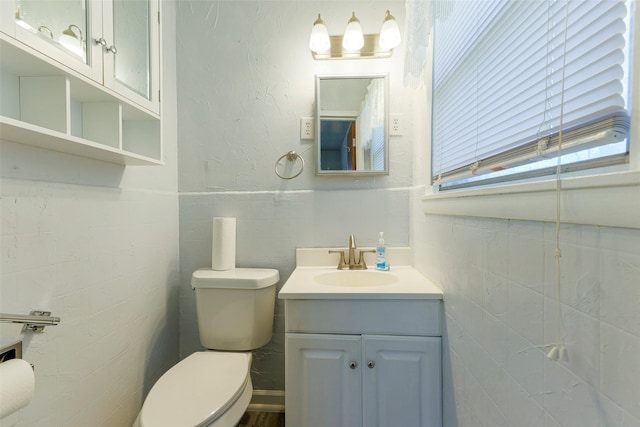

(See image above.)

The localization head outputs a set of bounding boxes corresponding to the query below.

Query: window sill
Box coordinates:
[421,170,640,229]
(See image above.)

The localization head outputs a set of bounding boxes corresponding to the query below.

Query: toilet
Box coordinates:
[134,267,279,427]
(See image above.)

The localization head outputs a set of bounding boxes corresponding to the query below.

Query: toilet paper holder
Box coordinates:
[0,341,33,371]
[0,310,61,333]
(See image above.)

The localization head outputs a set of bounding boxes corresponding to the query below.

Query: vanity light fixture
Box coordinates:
[309,10,401,60]
[59,24,84,58]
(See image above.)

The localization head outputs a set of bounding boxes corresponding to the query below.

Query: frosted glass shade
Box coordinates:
[309,15,330,53]
[342,12,364,50]
[379,11,401,49]
[59,26,83,58]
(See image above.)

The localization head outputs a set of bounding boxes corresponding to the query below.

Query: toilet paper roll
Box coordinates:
[212,217,236,270]
[0,359,35,419]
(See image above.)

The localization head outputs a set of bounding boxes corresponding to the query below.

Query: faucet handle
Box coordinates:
[355,249,376,270]
[349,234,356,248]
[328,250,349,270]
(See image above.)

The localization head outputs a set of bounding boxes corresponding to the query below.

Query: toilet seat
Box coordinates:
[138,352,251,427]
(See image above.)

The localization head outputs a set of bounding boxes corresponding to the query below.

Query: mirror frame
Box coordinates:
[315,74,389,176]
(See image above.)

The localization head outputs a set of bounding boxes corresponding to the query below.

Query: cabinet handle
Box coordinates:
[106,45,118,54]
[348,361,358,370]
[95,37,107,47]
[367,360,375,369]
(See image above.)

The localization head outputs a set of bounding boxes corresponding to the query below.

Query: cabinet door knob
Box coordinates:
[106,45,118,54]
[348,361,358,370]
[95,37,107,47]
[367,360,375,369]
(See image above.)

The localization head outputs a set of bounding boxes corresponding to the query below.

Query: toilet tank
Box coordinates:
[191,268,279,351]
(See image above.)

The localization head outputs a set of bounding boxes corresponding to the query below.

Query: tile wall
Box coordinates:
[413,208,640,427]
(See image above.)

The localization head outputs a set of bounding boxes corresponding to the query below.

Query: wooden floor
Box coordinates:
[236,411,285,427]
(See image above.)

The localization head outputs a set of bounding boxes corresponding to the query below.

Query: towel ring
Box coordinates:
[275,151,304,180]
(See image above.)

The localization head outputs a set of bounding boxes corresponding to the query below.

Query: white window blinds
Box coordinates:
[431,0,633,187]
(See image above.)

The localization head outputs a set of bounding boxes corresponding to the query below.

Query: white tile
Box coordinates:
[601,324,640,419]
[542,358,601,427]
[543,297,600,387]
[482,311,509,367]
[481,355,510,417]
[485,396,509,427]
[483,271,508,318]
[465,368,486,425]
[600,250,640,337]
[508,282,544,345]
[507,329,545,405]
[545,413,562,427]
[509,232,545,292]
[544,242,600,318]
[599,227,640,255]
[600,393,640,427]
[507,377,545,427]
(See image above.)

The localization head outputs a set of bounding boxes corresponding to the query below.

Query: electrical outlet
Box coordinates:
[390,114,403,136]
[300,117,314,140]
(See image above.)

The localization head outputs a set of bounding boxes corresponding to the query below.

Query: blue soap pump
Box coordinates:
[376,232,389,271]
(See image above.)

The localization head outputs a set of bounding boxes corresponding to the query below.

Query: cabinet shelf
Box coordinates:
[0,116,162,165]
[0,29,162,166]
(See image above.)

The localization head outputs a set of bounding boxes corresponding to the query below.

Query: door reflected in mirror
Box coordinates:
[316,75,388,175]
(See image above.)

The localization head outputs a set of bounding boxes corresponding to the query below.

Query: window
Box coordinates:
[430,0,634,190]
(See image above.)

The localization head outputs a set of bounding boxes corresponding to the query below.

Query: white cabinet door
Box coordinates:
[363,335,442,427]
[285,333,362,427]
[1,0,103,82]
[102,0,160,113]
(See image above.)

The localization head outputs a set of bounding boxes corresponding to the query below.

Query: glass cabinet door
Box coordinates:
[104,0,159,112]
[15,0,90,64]
[112,0,150,99]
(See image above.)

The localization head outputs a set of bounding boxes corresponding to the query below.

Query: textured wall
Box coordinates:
[413,211,640,427]
[0,3,180,426]
[176,0,412,390]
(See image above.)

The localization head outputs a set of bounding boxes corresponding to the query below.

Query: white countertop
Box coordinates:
[278,265,443,300]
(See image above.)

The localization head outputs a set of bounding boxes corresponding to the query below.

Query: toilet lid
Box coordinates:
[139,352,250,427]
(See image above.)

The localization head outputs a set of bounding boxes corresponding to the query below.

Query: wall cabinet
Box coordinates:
[285,333,442,427]
[0,0,161,165]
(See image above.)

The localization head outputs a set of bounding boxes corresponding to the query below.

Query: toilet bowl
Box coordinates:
[134,268,279,427]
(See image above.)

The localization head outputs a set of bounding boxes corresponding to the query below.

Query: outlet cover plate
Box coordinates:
[300,117,314,140]
[390,114,403,136]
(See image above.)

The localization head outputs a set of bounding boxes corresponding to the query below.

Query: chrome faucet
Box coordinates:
[329,235,375,270]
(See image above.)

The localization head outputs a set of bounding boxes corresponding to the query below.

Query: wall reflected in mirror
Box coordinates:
[316,75,388,175]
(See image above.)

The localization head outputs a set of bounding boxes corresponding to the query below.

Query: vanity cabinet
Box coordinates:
[286,333,441,427]
[0,0,161,165]
[279,251,444,427]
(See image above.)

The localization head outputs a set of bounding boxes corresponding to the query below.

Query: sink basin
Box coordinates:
[314,270,398,287]
[278,248,443,300]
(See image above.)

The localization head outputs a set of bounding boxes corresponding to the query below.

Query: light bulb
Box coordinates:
[59,24,83,58]
[342,12,364,51]
[379,10,401,49]
[309,14,330,53]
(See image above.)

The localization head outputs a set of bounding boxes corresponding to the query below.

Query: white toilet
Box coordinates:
[134,267,279,427]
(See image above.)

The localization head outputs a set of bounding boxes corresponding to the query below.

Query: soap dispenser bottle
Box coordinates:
[376,232,389,270]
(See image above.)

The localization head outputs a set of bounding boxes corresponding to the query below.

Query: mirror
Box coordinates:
[316,75,388,175]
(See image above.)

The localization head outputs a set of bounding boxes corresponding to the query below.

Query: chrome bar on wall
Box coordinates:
[0,311,61,332]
